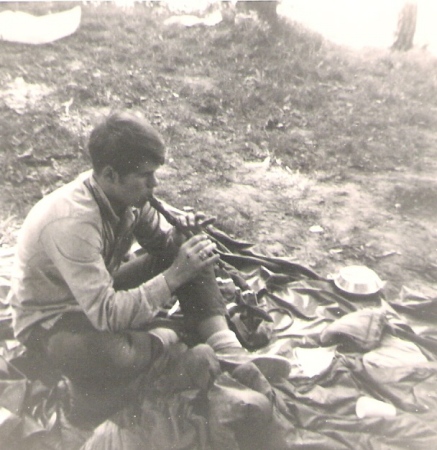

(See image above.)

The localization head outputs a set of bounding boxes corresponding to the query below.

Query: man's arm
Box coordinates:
[40,218,173,332]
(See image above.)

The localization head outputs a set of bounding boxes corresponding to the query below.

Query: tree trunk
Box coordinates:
[236,1,279,25]
[392,1,418,51]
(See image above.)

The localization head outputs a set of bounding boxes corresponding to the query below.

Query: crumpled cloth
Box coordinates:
[81,349,280,450]
[2,224,437,449]
[320,308,387,351]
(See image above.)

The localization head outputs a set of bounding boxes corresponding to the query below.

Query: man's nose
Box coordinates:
[147,175,158,188]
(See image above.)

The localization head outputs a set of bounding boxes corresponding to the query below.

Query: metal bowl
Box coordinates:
[332,265,384,295]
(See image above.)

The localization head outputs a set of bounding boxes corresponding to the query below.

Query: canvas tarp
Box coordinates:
[1,225,437,449]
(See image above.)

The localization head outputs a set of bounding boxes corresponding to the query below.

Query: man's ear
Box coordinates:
[100,165,119,184]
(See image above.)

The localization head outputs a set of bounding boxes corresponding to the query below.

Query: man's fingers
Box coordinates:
[177,214,191,228]
[185,239,217,261]
[190,239,216,254]
[199,242,217,256]
[198,217,216,228]
[184,234,208,247]
[178,212,214,229]
[186,212,197,227]
[186,212,212,228]
[203,253,220,265]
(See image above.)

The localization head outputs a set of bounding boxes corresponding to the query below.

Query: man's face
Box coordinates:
[114,160,161,209]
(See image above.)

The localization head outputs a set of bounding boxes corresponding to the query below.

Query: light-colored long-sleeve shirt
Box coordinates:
[9,171,176,342]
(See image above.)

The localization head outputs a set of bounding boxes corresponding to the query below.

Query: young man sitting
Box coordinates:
[9,110,289,425]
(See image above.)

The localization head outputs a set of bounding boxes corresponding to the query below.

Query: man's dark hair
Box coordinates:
[88,111,165,176]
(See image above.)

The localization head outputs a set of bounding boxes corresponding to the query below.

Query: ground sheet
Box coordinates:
[1,226,437,449]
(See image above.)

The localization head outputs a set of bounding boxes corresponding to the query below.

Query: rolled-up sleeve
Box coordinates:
[40,218,172,332]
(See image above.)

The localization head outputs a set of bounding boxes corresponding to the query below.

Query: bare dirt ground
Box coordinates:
[175,123,437,299]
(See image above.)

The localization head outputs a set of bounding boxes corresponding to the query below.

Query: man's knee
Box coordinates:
[46,329,157,384]
[107,331,156,371]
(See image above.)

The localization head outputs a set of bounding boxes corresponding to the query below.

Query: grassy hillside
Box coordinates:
[1,2,437,292]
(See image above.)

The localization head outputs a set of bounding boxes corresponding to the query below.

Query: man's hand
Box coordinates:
[171,211,216,247]
[163,234,219,292]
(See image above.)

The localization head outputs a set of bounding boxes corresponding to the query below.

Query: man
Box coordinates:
[9,110,288,425]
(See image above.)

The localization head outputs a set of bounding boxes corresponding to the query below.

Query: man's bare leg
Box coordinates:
[196,315,291,381]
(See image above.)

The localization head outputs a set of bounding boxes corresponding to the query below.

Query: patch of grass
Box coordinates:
[1,2,437,242]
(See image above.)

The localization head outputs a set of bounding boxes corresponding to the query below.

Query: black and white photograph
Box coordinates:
[1,1,437,448]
